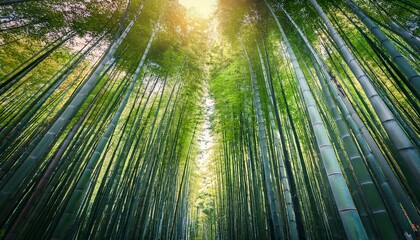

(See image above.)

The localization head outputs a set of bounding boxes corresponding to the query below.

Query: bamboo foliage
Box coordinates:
[0,0,418,239]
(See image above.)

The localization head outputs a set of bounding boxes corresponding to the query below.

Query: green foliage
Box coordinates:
[0,0,419,239]
[0,0,122,38]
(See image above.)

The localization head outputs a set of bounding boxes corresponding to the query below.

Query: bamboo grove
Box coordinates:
[0,0,419,239]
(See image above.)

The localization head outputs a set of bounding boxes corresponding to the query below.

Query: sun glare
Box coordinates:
[178,0,217,18]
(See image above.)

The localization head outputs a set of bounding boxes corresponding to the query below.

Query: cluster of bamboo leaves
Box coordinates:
[0,0,419,239]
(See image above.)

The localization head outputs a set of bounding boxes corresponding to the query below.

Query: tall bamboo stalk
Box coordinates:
[256,39,298,240]
[310,0,420,200]
[0,11,140,217]
[243,41,283,240]
[347,1,420,96]
[264,1,368,239]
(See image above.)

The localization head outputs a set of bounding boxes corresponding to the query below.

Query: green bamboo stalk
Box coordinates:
[265,1,368,239]
[0,34,73,95]
[282,7,411,238]
[51,21,158,239]
[0,14,139,216]
[387,20,420,52]
[320,39,420,227]
[310,0,420,200]
[0,36,102,153]
[243,41,283,240]
[256,40,298,240]
[347,1,420,96]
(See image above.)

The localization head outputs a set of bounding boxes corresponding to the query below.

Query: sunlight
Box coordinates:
[178,0,217,18]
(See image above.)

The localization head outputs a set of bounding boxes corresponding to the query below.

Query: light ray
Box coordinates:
[178,0,217,18]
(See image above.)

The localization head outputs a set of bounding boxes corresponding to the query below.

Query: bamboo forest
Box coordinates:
[1,0,419,239]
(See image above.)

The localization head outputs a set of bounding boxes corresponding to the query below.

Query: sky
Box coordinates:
[178,0,217,18]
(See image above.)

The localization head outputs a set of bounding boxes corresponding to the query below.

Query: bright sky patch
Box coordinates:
[178,0,217,18]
